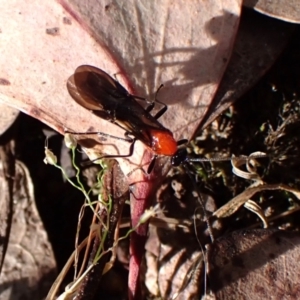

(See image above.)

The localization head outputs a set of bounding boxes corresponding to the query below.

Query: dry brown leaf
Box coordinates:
[0,160,56,299]
[244,0,300,24]
[0,1,243,298]
[0,103,19,136]
[213,183,300,218]
[207,229,300,299]
[0,0,241,176]
[200,8,296,129]
[145,224,205,300]
[0,143,15,275]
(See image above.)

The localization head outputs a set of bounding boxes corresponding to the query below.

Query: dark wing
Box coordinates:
[67,65,128,112]
[67,65,170,147]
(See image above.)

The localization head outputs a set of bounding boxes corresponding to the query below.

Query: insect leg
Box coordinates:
[146,155,157,174]
[132,84,168,119]
[131,94,156,113]
[91,138,137,163]
[64,130,133,143]
[183,162,215,243]
[177,139,188,146]
[141,84,167,118]
[152,84,169,119]
[112,72,154,109]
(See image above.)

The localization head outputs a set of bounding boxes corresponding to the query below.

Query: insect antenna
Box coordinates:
[183,161,215,243]
[172,148,269,243]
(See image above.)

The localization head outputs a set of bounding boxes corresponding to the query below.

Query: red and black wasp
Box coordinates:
[66,65,187,172]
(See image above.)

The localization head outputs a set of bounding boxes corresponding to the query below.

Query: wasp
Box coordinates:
[67,65,186,171]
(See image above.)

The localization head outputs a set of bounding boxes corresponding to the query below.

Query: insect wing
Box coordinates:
[68,65,167,129]
[67,65,126,112]
[67,65,175,152]
[67,73,101,111]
